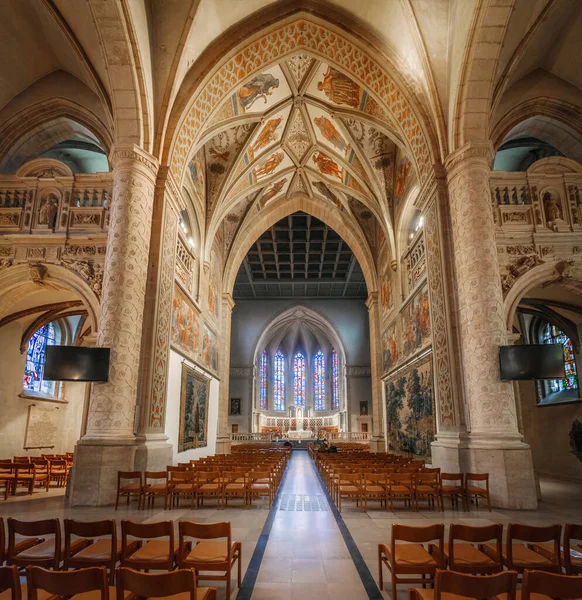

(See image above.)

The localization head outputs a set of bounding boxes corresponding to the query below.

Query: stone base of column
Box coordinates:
[215,436,232,455]
[431,431,469,472]
[369,435,385,453]
[134,434,173,472]
[69,438,137,506]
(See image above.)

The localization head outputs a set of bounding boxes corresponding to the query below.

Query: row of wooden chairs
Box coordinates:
[1,564,217,600]
[378,523,582,599]
[409,569,582,600]
[0,456,73,499]
[1,517,241,599]
[116,455,287,510]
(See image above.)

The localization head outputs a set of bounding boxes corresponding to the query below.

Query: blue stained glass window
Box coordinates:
[541,323,578,394]
[331,349,340,410]
[259,350,268,410]
[23,322,58,396]
[314,350,325,411]
[274,350,285,411]
[293,351,306,407]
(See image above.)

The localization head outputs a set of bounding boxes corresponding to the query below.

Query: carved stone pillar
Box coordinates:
[216,293,235,454]
[446,142,536,508]
[366,292,385,452]
[70,145,159,506]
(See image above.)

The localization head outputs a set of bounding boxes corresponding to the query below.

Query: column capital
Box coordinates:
[444,141,494,182]
[222,292,235,311]
[109,144,159,180]
[365,291,379,310]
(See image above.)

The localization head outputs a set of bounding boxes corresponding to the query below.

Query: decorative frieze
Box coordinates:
[346,366,371,377]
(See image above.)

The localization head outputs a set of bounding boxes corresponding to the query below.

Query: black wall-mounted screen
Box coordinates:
[499,344,565,381]
[44,346,110,382]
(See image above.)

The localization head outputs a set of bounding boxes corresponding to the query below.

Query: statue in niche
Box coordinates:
[38,193,59,230]
[543,191,563,224]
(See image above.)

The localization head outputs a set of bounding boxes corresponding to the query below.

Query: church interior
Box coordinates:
[0,1,581,598]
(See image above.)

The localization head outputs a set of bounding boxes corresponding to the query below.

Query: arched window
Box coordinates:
[273,350,285,411]
[331,349,340,410]
[540,322,578,395]
[259,350,268,410]
[293,351,306,407]
[314,350,325,411]
[23,322,60,396]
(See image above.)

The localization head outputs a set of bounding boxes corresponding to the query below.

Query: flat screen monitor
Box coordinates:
[499,344,565,381]
[44,346,110,382]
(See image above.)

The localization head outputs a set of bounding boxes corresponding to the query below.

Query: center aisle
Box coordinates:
[240,450,378,600]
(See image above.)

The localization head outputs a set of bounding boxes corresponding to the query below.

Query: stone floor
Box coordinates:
[0,452,581,600]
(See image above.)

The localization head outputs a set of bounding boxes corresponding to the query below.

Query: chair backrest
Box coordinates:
[64,519,115,557]
[420,467,440,474]
[389,473,414,485]
[449,523,503,545]
[145,471,167,482]
[392,524,445,555]
[0,566,20,600]
[27,566,108,600]
[116,567,197,600]
[415,472,439,485]
[121,520,173,542]
[434,569,517,600]
[508,523,562,544]
[564,524,582,572]
[522,570,582,600]
[13,457,30,463]
[465,473,489,487]
[118,471,142,485]
[8,518,59,540]
[179,521,231,543]
[441,472,463,484]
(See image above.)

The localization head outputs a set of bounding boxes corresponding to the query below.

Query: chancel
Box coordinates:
[0,2,581,599]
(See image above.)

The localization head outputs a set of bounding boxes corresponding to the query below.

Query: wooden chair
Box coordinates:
[7,518,64,569]
[195,472,221,508]
[337,473,362,512]
[482,524,562,578]
[563,524,582,575]
[64,519,129,584]
[440,473,466,510]
[120,520,179,572]
[361,473,388,512]
[48,460,68,488]
[0,565,21,600]
[522,569,582,600]
[178,521,241,600]
[13,457,30,464]
[221,471,248,508]
[0,463,16,500]
[247,471,273,509]
[415,472,442,511]
[115,472,143,510]
[464,473,491,511]
[169,470,196,509]
[409,569,517,600]
[387,472,415,511]
[26,565,110,600]
[442,523,503,574]
[378,523,445,600]
[143,472,169,510]
[115,566,216,600]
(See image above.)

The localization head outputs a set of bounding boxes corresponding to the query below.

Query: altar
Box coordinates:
[286,430,315,440]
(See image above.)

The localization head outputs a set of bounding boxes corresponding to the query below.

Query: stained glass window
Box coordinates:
[293,351,306,407]
[314,350,325,411]
[541,323,578,394]
[274,350,285,411]
[23,322,58,396]
[259,350,268,410]
[331,349,340,410]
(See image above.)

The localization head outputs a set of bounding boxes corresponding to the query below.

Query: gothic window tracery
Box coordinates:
[331,349,340,410]
[274,350,285,411]
[314,349,325,411]
[259,350,268,410]
[540,322,578,396]
[293,351,306,407]
[23,322,60,397]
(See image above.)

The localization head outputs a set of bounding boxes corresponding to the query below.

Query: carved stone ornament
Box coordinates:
[15,158,73,179]
[60,259,104,298]
[501,254,544,295]
[28,263,48,285]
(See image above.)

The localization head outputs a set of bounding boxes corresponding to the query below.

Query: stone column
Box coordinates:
[445,142,536,508]
[366,292,385,452]
[215,292,235,454]
[70,145,159,506]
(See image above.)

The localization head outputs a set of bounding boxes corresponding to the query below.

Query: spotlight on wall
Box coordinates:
[415,215,424,232]
[188,236,195,249]
[179,210,191,235]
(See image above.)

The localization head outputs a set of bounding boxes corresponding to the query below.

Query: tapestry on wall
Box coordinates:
[385,354,435,457]
[171,284,199,360]
[382,321,399,374]
[179,364,210,452]
[401,284,431,360]
[201,323,219,375]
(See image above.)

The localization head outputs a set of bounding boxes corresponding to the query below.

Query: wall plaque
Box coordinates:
[24,404,60,449]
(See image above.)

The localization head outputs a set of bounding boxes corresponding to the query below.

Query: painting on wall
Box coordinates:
[394,151,413,215]
[178,364,210,452]
[401,285,431,360]
[188,148,205,203]
[230,398,241,416]
[201,324,219,374]
[385,355,435,457]
[382,322,399,374]
[171,284,199,359]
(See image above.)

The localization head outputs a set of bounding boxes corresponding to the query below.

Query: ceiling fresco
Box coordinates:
[186,53,416,258]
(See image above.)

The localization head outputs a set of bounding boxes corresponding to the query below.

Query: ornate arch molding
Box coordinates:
[252,304,347,367]
[505,259,582,331]
[0,263,100,333]
[222,194,378,296]
[491,97,582,153]
[165,11,437,189]
[0,98,113,170]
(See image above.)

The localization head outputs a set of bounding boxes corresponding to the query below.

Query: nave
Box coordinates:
[1,450,580,600]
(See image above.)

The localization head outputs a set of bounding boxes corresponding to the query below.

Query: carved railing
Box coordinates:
[329,431,370,441]
[258,413,340,430]
[403,231,426,291]
[230,432,273,443]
